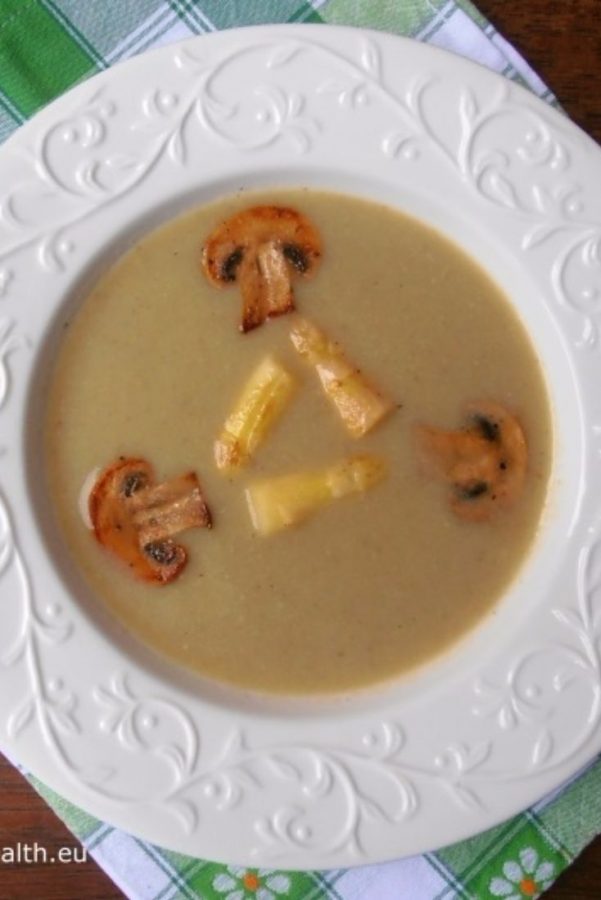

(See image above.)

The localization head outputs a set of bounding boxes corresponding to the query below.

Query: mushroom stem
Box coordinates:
[130,472,212,546]
[237,245,294,333]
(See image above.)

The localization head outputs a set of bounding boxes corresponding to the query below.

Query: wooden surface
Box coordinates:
[480,0,601,143]
[1,2,600,898]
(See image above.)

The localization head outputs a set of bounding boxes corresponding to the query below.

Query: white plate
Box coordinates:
[1,25,601,869]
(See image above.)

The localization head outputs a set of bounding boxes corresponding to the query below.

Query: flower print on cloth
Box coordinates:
[489,846,555,898]
[212,866,291,900]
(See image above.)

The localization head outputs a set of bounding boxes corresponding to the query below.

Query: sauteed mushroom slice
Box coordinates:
[416,402,528,522]
[88,458,212,583]
[202,206,322,332]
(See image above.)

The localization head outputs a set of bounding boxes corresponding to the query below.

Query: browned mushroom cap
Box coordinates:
[415,401,527,522]
[88,458,212,584]
[201,206,322,332]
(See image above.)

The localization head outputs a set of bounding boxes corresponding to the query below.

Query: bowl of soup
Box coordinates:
[0,25,599,869]
[45,188,552,694]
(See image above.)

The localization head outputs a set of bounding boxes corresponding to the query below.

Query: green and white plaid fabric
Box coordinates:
[1,1,599,898]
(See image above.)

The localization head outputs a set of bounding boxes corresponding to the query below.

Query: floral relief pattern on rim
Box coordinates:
[1,482,601,861]
[0,37,598,345]
[0,27,600,867]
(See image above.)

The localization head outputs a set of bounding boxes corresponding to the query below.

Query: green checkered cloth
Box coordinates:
[1,1,599,898]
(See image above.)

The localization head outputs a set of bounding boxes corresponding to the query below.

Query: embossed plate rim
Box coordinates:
[0,25,600,868]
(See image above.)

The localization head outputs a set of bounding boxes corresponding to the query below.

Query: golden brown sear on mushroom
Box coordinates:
[201,206,322,332]
[415,402,527,522]
[88,457,212,584]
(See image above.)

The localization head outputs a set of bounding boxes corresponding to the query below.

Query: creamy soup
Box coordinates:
[45,189,552,694]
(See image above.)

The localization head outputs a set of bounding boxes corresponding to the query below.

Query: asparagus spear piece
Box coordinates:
[246,454,386,535]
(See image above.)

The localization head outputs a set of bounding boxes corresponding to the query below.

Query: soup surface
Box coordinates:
[45,189,552,694]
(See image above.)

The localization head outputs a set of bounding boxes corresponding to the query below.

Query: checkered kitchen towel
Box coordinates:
[1,1,600,898]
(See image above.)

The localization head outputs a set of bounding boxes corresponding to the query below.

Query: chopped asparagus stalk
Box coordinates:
[214,354,295,471]
[290,317,395,437]
[245,454,386,535]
